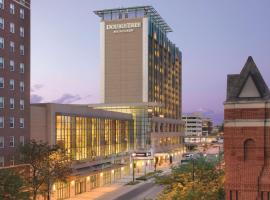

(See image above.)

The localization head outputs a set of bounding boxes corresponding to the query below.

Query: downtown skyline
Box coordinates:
[31,0,270,124]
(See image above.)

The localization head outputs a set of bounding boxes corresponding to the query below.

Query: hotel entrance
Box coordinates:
[90,174,100,189]
[75,178,86,195]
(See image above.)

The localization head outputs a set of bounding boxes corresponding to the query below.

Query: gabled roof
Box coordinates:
[226,56,270,102]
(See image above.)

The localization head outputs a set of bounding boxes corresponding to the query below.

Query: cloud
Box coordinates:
[31,94,44,103]
[31,84,44,92]
[52,94,82,104]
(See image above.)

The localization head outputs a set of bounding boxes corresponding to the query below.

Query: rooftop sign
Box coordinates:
[106,22,141,33]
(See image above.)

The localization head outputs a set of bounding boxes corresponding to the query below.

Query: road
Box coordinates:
[114,181,163,200]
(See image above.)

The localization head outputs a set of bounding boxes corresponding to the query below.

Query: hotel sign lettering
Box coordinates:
[106,22,142,33]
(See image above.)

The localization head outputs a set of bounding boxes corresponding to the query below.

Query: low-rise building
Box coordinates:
[202,117,213,136]
[31,103,136,199]
[182,113,203,136]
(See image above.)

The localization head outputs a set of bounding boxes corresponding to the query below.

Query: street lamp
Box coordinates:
[191,156,195,191]
[132,153,136,182]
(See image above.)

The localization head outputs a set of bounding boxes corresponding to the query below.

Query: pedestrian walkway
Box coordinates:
[67,166,172,200]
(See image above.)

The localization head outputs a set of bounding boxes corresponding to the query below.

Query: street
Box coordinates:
[114,181,163,200]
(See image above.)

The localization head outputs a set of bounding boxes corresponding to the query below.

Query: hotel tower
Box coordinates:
[94,6,185,162]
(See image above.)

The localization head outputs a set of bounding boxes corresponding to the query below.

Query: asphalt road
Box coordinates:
[114,181,163,200]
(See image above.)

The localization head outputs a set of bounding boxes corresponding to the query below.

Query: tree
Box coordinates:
[20,140,72,200]
[156,157,225,200]
[0,168,30,200]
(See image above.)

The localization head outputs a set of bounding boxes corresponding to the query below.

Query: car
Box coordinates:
[183,153,193,159]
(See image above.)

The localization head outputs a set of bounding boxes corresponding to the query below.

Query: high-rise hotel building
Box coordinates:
[94,6,185,161]
[0,0,30,167]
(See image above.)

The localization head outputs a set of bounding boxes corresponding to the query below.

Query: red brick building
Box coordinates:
[224,56,270,200]
[0,0,30,167]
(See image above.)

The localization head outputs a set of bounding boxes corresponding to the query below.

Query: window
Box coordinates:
[0,117,3,128]
[0,17,4,29]
[20,99,24,110]
[10,156,14,166]
[20,81,24,92]
[9,60,14,71]
[10,98,14,109]
[0,136,4,148]
[19,118,24,128]
[9,136,14,147]
[20,8,24,19]
[0,0,4,9]
[0,37,4,48]
[10,41,15,53]
[19,136,24,146]
[0,156,4,167]
[9,117,14,128]
[10,22,15,33]
[0,57,4,69]
[19,27,24,37]
[20,45,24,55]
[20,63,24,73]
[10,3,15,14]
[0,77,4,88]
[0,97,4,108]
[9,79,14,90]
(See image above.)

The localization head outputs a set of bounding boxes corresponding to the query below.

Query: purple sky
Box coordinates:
[31,0,270,124]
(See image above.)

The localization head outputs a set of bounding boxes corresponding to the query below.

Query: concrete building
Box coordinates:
[224,56,270,200]
[182,113,203,137]
[0,0,30,167]
[202,117,213,136]
[94,6,185,166]
[31,103,138,199]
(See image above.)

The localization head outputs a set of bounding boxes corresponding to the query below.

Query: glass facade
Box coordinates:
[56,114,134,161]
[56,182,70,200]
[93,105,154,150]
[148,19,182,119]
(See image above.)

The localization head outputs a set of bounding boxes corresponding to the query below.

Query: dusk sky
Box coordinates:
[31,0,270,124]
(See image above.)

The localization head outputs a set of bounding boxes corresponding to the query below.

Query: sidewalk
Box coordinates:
[68,166,172,200]
[68,177,150,200]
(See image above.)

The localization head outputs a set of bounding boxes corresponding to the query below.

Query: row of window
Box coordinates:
[0,18,25,37]
[0,97,24,110]
[0,57,25,72]
[0,77,25,91]
[0,117,24,128]
[0,0,25,19]
[0,37,25,55]
[0,136,24,148]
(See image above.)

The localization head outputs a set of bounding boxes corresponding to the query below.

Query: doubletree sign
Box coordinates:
[106,22,142,33]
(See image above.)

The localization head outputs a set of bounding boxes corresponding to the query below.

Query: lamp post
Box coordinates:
[132,153,136,182]
[191,156,195,191]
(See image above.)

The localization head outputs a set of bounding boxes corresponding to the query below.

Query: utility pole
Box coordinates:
[192,157,195,191]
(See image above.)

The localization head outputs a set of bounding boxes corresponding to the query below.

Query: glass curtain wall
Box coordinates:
[56,114,134,161]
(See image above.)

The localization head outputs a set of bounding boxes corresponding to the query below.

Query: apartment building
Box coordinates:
[0,0,30,167]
